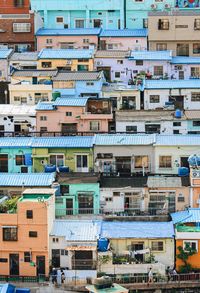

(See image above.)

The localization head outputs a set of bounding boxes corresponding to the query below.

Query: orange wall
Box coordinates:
[176,239,200,270]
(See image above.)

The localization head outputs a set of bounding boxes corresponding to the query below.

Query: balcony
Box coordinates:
[9,84,52,92]
[72,259,97,270]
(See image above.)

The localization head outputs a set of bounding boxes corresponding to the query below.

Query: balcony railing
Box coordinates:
[72,259,96,270]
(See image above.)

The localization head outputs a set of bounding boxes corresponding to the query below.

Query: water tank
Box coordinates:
[98,238,109,252]
[44,165,56,173]
[52,91,61,101]
[178,167,189,177]
[16,289,31,293]
[188,155,200,167]
[52,182,61,196]
[58,166,69,173]
[175,109,182,118]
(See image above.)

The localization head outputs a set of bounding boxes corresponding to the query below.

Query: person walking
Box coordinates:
[147,268,153,285]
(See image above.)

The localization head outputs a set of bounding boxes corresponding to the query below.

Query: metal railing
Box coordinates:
[72,259,97,270]
[55,207,170,217]
[0,274,48,283]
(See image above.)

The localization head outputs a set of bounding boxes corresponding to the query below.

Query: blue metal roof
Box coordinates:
[155,135,200,146]
[171,209,200,224]
[0,137,33,148]
[0,173,55,187]
[38,49,94,59]
[32,136,94,148]
[0,49,13,59]
[50,220,101,241]
[36,28,101,36]
[101,221,174,239]
[144,79,200,89]
[94,134,155,146]
[129,50,172,61]
[100,29,148,37]
[36,102,55,111]
[54,96,88,107]
[172,56,200,64]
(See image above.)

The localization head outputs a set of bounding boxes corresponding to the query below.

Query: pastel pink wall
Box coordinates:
[100,37,147,51]
[37,35,99,50]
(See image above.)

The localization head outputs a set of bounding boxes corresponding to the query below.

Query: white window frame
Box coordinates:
[183,240,198,252]
[56,16,64,24]
[13,23,31,33]
[49,154,65,167]
[74,18,85,28]
[75,153,89,172]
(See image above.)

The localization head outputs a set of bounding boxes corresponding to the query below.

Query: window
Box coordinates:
[191,67,200,78]
[40,116,47,121]
[90,121,100,131]
[114,72,120,78]
[24,252,31,262]
[93,19,102,28]
[41,62,52,68]
[108,44,114,50]
[193,43,200,54]
[55,198,64,204]
[177,44,189,57]
[60,184,69,194]
[83,39,89,43]
[136,60,143,66]
[78,59,89,62]
[105,197,112,202]
[46,39,52,44]
[26,210,33,219]
[66,112,72,116]
[173,130,179,134]
[35,93,49,103]
[56,17,64,23]
[29,231,37,238]
[191,93,200,102]
[159,156,172,168]
[14,0,24,7]
[193,121,200,126]
[40,127,47,132]
[184,241,198,252]
[61,249,68,255]
[15,155,25,165]
[194,19,200,30]
[113,192,120,196]
[156,43,167,51]
[53,238,59,243]
[86,82,94,86]
[13,23,31,32]
[178,194,185,202]
[150,95,160,103]
[126,126,137,133]
[135,156,148,168]
[14,96,20,102]
[151,241,164,251]
[154,66,163,76]
[173,122,181,127]
[75,19,84,28]
[3,227,17,241]
[21,97,27,104]
[50,154,64,167]
[117,60,123,64]
[0,258,8,263]
[158,19,169,30]
[143,18,148,28]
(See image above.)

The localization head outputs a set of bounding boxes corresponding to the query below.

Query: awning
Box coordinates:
[2,226,17,228]
[65,245,96,251]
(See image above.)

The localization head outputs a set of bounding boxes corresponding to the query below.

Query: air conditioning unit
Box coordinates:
[151,4,157,9]
[165,3,171,8]
[174,65,182,70]
[66,60,72,65]
[192,170,200,178]
[120,192,124,197]
[95,61,103,66]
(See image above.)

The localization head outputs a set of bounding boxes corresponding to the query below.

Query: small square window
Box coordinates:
[66,112,72,116]
[115,72,120,78]
[117,60,123,64]
[24,252,31,262]
[29,231,37,238]
[15,155,25,166]
[26,210,33,219]
[56,17,64,23]
[136,60,143,66]
[150,95,160,103]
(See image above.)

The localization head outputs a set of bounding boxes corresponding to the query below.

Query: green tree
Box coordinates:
[176,243,196,273]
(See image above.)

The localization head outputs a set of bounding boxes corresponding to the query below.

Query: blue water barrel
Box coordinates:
[45,165,56,173]
[58,166,69,173]
[188,155,200,167]
[98,238,109,252]
[16,289,30,293]
[175,109,182,118]
[178,167,189,176]
[52,182,61,196]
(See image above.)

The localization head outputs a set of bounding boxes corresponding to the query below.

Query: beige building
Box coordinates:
[148,11,200,57]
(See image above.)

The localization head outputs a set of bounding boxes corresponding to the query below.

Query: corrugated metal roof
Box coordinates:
[36,102,55,111]
[54,97,88,106]
[32,136,94,148]
[10,52,38,61]
[185,110,200,119]
[101,221,174,239]
[38,49,94,59]
[50,220,100,241]
[52,71,102,81]
[144,79,200,89]
[171,56,200,64]
[100,29,148,37]
[155,135,200,146]
[95,50,129,58]
[147,176,182,188]
[0,49,13,59]
[94,134,155,146]
[0,137,33,148]
[129,50,172,60]
[36,28,101,36]
[171,209,200,224]
[115,110,183,121]
[0,173,55,187]
[12,69,57,77]
[0,104,36,115]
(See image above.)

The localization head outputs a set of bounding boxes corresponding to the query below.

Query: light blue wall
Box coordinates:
[0,148,32,173]
[31,0,124,29]
[187,120,200,133]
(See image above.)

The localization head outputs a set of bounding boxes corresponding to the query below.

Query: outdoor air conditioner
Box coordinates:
[66,60,72,65]
[151,4,157,9]
[165,3,171,8]
[120,192,124,197]
[174,65,182,71]
[95,61,103,66]
[192,171,200,178]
